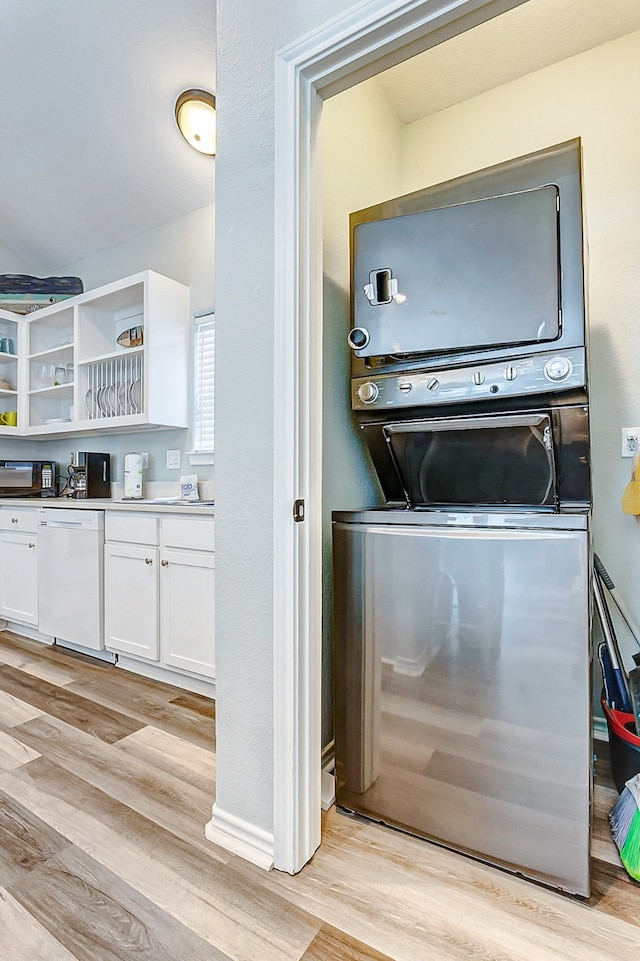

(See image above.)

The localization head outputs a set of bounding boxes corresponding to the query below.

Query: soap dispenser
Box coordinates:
[123,452,143,500]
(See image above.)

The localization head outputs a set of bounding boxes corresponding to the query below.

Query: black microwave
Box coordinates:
[0,461,56,497]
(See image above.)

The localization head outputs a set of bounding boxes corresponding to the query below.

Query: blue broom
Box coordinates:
[610,773,640,880]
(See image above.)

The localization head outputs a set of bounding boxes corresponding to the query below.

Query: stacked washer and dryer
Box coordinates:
[332,140,593,896]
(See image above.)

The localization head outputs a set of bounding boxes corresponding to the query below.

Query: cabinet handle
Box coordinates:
[145,557,153,565]
[11,517,18,524]
[161,559,169,567]
[28,543,35,549]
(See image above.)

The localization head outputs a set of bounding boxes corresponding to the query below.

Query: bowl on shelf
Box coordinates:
[117,325,143,348]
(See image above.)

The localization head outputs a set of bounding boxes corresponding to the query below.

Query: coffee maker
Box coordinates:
[67,452,110,498]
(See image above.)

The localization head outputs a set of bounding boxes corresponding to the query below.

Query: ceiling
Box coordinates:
[0,0,216,274]
[2,0,639,276]
[376,0,640,123]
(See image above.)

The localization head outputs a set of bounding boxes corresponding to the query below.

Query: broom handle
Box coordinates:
[594,554,640,651]
[593,571,632,713]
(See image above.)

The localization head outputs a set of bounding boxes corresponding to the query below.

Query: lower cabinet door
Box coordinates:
[0,532,38,625]
[104,543,159,660]
[160,549,215,678]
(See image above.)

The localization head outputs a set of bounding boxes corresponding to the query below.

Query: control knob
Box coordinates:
[347,327,370,350]
[544,356,573,382]
[472,371,485,385]
[504,366,517,381]
[357,382,379,404]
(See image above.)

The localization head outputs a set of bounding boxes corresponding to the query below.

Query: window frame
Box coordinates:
[188,309,215,465]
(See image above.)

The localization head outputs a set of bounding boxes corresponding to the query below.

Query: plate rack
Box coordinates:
[84,353,144,420]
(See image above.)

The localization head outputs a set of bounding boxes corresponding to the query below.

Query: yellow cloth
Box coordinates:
[622,455,640,515]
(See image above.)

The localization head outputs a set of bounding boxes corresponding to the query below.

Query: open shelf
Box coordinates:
[76,283,144,362]
[29,391,74,427]
[28,306,74,356]
[80,345,144,367]
[29,343,74,361]
[29,384,73,398]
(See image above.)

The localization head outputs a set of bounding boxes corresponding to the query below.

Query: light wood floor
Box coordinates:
[0,629,639,960]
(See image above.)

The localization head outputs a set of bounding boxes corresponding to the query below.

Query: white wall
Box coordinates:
[0,204,215,488]
[321,78,402,747]
[399,30,640,661]
[59,203,215,318]
[214,0,369,836]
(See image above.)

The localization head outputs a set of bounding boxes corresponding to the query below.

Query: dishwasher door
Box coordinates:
[38,509,105,650]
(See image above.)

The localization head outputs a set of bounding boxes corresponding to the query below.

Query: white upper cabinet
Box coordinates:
[0,310,20,435]
[0,270,189,436]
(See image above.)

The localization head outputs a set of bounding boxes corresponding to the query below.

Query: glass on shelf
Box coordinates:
[39,364,56,388]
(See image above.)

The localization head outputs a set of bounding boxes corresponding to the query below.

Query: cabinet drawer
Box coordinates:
[105,511,159,545]
[161,515,214,552]
[0,508,38,534]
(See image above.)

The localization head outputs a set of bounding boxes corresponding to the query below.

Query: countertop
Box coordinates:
[0,498,215,515]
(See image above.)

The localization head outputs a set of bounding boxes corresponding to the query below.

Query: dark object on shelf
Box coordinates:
[0,274,84,314]
[602,697,640,794]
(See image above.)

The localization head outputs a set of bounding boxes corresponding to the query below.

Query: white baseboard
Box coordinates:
[54,639,116,664]
[205,804,274,871]
[115,654,216,698]
[3,623,53,644]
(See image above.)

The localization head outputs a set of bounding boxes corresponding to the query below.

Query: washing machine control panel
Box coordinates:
[351,347,586,410]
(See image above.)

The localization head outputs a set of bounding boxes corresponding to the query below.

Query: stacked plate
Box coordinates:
[85,378,142,419]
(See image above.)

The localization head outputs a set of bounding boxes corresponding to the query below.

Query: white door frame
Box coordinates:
[272,0,529,874]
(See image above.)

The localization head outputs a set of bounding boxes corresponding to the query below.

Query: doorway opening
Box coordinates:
[273,0,640,872]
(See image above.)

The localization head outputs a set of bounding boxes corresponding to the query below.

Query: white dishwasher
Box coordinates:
[38,509,105,652]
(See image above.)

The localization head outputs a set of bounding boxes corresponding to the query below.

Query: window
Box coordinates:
[192,312,214,458]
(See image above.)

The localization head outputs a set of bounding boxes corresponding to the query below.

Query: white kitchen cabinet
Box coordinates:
[104,543,159,660]
[20,269,189,434]
[104,510,215,681]
[161,549,215,678]
[0,508,39,625]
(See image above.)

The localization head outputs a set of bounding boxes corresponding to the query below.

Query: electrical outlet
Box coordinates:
[621,428,640,457]
[140,452,148,469]
[166,449,181,470]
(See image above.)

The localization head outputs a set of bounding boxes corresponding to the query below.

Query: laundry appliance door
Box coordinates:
[383,412,556,509]
[352,185,560,358]
[332,510,591,896]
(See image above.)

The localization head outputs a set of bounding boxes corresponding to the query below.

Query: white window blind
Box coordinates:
[193,315,214,451]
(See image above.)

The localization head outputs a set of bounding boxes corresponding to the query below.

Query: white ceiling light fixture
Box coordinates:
[175,88,216,156]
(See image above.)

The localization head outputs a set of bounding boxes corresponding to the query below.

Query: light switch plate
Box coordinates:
[166,449,181,470]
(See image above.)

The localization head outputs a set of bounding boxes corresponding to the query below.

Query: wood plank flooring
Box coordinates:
[0,629,639,959]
